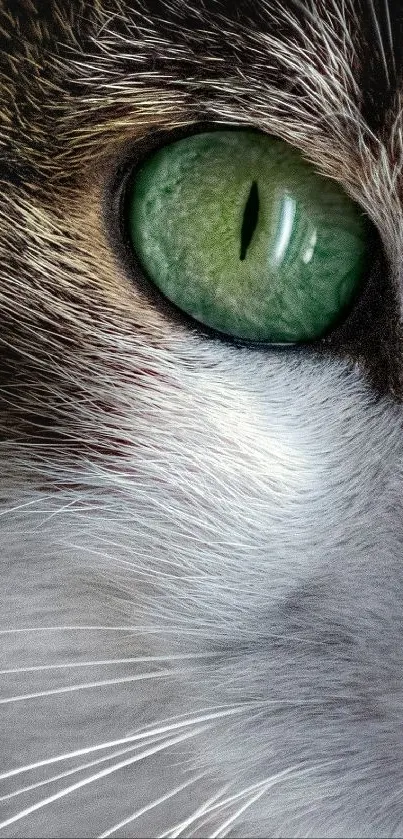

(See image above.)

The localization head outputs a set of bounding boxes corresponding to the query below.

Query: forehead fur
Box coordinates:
[1,1,403,247]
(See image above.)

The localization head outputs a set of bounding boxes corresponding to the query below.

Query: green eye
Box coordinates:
[125,130,371,343]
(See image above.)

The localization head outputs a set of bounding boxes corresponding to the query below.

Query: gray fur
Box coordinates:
[1,1,403,836]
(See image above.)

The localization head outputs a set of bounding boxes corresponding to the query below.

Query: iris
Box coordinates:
[126,130,370,342]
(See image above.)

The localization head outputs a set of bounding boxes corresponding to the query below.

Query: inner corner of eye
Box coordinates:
[124,129,372,344]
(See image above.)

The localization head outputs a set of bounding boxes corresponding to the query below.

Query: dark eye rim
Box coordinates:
[106,122,383,353]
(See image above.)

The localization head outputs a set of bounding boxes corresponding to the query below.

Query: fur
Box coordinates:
[1,1,403,836]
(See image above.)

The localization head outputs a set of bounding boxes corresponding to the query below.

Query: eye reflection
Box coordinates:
[271,193,297,266]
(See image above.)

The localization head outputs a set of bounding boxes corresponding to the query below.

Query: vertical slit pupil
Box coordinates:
[240,181,259,261]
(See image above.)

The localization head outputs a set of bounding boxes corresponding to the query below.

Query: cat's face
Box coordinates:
[1,1,403,836]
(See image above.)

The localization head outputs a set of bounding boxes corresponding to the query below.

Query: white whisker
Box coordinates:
[383,0,396,75]
[0,624,195,637]
[98,773,206,838]
[174,770,309,837]
[0,669,180,705]
[366,0,390,85]
[31,493,92,528]
[0,706,246,780]
[0,496,55,516]
[211,781,276,839]
[0,652,215,675]
[160,785,230,838]
[281,0,318,28]
[0,728,208,832]
[0,734,171,803]
[0,625,167,635]
[211,764,326,838]
[163,779,274,838]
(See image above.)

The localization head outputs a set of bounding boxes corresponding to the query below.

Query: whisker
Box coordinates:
[366,0,390,85]
[175,771,308,837]
[0,728,209,832]
[0,624,195,636]
[383,0,396,76]
[0,496,55,517]
[0,706,246,780]
[0,652,216,675]
[0,734,173,803]
[98,773,206,838]
[211,764,327,838]
[0,669,181,705]
[31,494,93,529]
[211,780,277,839]
[159,785,230,839]
[163,779,273,838]
[0,625,159,635]
[288,0,320,28]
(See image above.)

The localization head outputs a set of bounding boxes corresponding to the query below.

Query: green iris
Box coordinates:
[126,130,370,343]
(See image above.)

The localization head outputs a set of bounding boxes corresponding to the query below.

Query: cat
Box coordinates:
[1,0,403,836]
